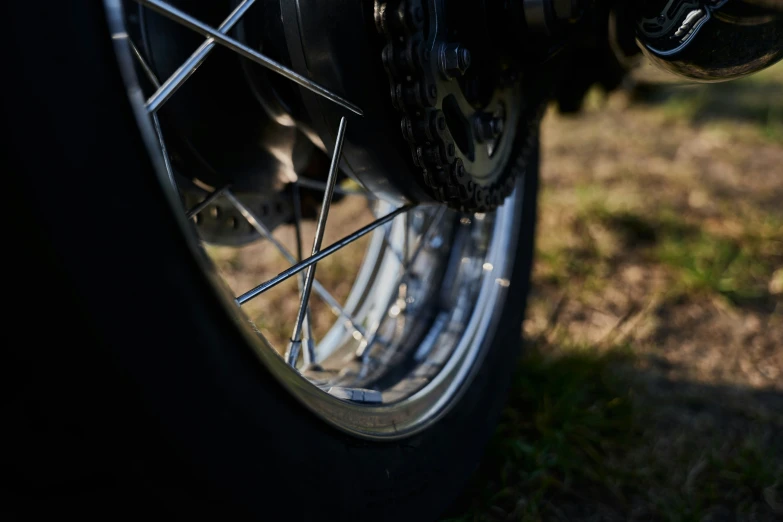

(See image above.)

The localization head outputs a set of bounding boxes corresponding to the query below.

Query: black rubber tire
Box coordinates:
[3,2,538,520]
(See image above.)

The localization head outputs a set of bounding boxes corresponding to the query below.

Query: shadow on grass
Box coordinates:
[445,343,783,521]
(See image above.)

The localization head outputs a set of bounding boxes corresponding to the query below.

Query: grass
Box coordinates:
[535,179,782,309]
[632,63,783,144]
[589,204,781,307]
[448,343,782,521]
[654,222,779,305]
[448,62,783,520]
[460,345,637,520]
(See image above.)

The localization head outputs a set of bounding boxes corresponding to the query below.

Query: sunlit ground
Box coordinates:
[206,194,374,352]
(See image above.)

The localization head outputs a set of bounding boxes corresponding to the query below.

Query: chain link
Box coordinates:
[374,0,543,212]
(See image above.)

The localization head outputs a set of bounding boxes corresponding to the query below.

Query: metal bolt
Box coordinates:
[473,113,504,142]
[327,387,382,404]
[439,43,471,79]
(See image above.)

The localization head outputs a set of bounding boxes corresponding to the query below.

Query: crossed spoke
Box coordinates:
[236,205,413,305]
[286,118,347,366]
[128,39,176,187]
[145,0,256,113]
[127,5,429,368]
[223,190,368,342]
[185,185,229,219]
[133,0,362,116]
[185,165,419,367]
[130,36,369,353]
[289,180,317,366]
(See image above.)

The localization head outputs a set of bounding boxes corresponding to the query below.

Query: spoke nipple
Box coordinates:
[285,339,302,366]
[327,386,383,404]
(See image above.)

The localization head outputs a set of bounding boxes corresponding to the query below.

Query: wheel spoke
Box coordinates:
[291,184,305,262]
[185,185,229,219]
[129,39,177,188]
[355,207,446,359]
[287,117,347,366]
[289,180,317,366]
[236,204,414,305]
[133,0,363,116]
[379,219,405,266]
[107,0,517,425]
[129,39,160,88]
[224,189,367,338]
[145,0,256,113]
[151,114,177,188]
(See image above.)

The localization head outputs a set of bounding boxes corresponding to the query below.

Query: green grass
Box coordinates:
[537,192,782,308]
[447,343,783,521]
[594,205,781,305]
[448,344,638,521]
[654,226,779,305]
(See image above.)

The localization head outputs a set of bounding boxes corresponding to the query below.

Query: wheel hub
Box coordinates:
[239,0,544,212]
[375,0,528,211]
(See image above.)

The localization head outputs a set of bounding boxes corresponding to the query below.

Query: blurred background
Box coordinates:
[448,62,783,520]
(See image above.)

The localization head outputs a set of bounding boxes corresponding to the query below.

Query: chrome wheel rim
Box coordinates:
[104,0,525,439]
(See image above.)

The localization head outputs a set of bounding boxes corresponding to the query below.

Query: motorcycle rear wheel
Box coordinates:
[5,1,539,519]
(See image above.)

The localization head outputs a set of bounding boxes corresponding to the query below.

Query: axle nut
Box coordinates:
[439,43,471,79]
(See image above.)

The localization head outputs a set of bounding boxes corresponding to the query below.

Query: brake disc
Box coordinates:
[180,180,292,247]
